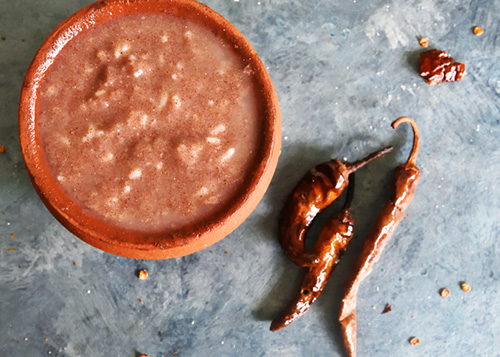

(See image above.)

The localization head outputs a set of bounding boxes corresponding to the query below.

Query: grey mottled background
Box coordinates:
[1,0,499,356]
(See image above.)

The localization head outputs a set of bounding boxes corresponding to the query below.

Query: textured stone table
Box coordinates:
[1,0,499,356]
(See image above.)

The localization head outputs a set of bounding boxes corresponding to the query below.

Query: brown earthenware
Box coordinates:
[19,0,281,259]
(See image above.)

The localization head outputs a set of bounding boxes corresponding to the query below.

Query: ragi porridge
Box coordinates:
[37,14,263,232]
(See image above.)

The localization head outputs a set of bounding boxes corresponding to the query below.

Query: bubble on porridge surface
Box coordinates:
[220,148,235,162]
[95,89,106,97]
[206,137,221,144]
[114,42,131,58]
[96,50,108,61]
[208,100,214,106]
[129,168,142,180]
[196,186,209,196]
[156,162,163,170]
[134,69,144,78]
[123,185,131,193]
[109,89,124,100]
[158,92,169,109]
[243,64,253,75]
[127,111,151,128]
[206,196,218,205]
[57,175,64,182]
[82,124,104,143]
[177,143,202,165]
[171,95,182,108]
[176,62,184,70]
[172,73,179,80]
[161,35,168,43]
[184,30,194,39]
[45,85,57,96]
[101,152,114,162]
[211,124,226,135]
[59,136,70,146]
[84,65,94,74]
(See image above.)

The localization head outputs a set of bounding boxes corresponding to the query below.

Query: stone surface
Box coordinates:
[1,0,499,356]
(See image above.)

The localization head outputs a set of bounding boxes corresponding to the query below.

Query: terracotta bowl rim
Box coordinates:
[19,0,281,259]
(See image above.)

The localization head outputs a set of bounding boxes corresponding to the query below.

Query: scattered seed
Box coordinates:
[473,26,484,36]
[0,145,5,153]
[139,299,144,304]
[440,288,450,298]
[10,233,15,238]
[409,337,420,346]
[138,269,148,280]
[461,282,471,293]
[44,338,48,341]
[73,261,77,266]
[419,37,429,48]
[382,304,392,314]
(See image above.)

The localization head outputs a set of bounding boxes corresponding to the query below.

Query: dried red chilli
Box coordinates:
[279,146,393,268]
[338,117,421,357]
[271,175,356,331]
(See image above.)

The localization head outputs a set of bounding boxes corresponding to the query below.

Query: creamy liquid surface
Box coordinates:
[38,14,262,232]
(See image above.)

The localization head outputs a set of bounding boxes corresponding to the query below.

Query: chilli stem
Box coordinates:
[391,117,420,166]
[345,146,393,173]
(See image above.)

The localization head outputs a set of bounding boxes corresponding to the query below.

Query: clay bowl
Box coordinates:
[19,0,281,259]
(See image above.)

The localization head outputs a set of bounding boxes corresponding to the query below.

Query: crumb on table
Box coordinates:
[461,282,471,292]
[138,269,148,280]
[473,26,484,36]
[440,288,450,298]
[419,37,429,48]
[409,337,420,346]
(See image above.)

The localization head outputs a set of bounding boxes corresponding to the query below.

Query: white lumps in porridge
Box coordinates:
[37,14,262,232]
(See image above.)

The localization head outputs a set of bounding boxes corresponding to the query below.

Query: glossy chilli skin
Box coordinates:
[271,177,355,331]
[338,117,421,357]
[279,147,392,268]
